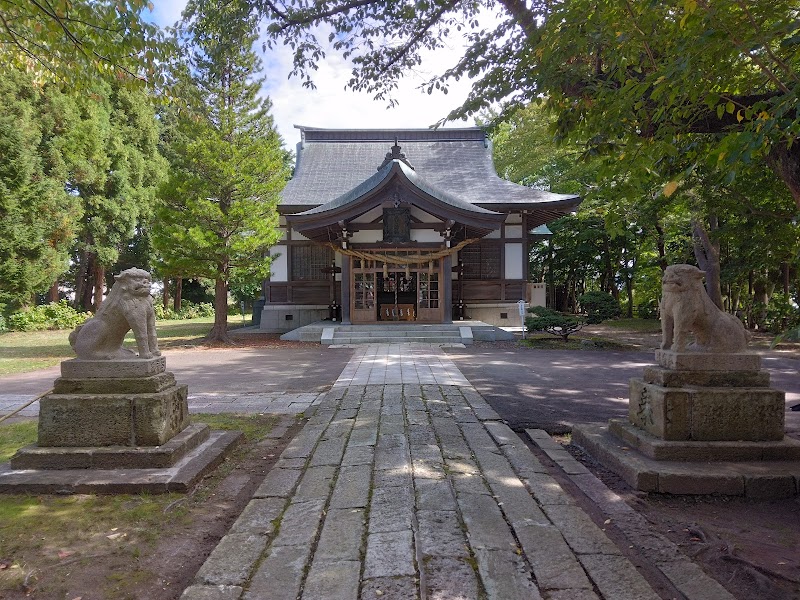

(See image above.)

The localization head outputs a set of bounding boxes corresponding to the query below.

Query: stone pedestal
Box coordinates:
[37,357,189,447]
[2,357,240,494]
[629,351,785,443]
[574,350,800,499]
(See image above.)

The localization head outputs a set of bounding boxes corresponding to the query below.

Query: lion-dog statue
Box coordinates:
[69,268,161,360]
[660,264,749,353]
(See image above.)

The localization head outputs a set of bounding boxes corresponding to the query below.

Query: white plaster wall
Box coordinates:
[484,229,501,239]
[409,206,441,223]
[351,230,382,244]
[271,245,288,281]
[505,213,522,224]
[505,243,524,279]
[292,229,310,241]
[352,206,384,223]
[411,229,443,243]
[504,225,523,238]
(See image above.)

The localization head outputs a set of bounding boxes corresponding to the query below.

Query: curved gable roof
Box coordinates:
[287,160,505,241]
[280,127,581,226]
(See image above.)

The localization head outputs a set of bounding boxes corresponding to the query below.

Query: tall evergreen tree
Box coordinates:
[0,71,81,310]
[155,0,288,343]
[65,81,167,310]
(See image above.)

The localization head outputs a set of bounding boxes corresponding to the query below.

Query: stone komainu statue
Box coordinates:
[69,268,161,360]
[660,264,750,353]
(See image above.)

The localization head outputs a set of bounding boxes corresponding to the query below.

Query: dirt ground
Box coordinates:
[0,414,305,600]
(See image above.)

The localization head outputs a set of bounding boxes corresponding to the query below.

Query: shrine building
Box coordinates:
[259,126,580,332]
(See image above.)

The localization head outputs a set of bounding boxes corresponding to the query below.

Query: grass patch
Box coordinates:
[600,318,662,332]
[0,317,246,376]
[521,335,638,351]
[0,421,38,462]
[0,413,277,596]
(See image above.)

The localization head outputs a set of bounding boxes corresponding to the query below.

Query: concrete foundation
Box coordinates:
[259,304,329,333]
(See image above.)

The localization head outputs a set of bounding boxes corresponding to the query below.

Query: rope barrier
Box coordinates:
[323,238,478,267]
[0,388,52,424]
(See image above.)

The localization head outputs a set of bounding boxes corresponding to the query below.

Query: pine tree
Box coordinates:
[155,0,288,343]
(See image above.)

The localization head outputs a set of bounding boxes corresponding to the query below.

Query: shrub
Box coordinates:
[764,294,800,334]
[5,301,90,331]
[153,301,215,321]
[578,291,621,324]
[636,300,659,320]
[526,306,586,341]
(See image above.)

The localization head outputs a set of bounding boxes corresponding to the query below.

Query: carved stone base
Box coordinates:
[574,349,796,497]
[629,378,785,441]
[37,384,189,447]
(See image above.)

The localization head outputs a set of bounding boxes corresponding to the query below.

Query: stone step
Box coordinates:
[330,335,463,345]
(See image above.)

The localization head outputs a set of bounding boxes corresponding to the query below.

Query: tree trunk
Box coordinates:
[48,282,59,303]
[162,279,169,310]
[79,252,96,311]
[174,278,183,312]
[93,261,104,311]
[206,276,232,343]
[767,141,800,210]
[655,222,668,272]
[692,217,723,309]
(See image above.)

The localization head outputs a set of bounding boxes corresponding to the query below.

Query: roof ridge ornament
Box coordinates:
[378,138,415,171]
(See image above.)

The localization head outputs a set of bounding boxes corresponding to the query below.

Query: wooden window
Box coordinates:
[461,242,501,280]
[291,245,333,281]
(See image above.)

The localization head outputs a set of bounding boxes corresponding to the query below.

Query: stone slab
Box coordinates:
[643,366,770,388]
[0,430,241,494]
[10,423,210,470]
[60,355,167,379]
[655,350,760,371]
[37,384,190,447]
[609,420,800,462]
[573,423,800,498]
[53,371,177,394]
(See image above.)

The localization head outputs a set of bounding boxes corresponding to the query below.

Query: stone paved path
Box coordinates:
[181,344,667,600]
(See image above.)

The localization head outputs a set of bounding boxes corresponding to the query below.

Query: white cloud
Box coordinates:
[150,1,487,147]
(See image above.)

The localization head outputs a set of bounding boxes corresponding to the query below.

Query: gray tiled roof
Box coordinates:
[298,160,500,217]
[281,127,580,212]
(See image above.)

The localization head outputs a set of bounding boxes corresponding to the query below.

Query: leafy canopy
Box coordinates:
[0,0,169,87]
[255,0,800,205]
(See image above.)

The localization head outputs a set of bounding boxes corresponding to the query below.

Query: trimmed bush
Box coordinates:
[5,301,90,331]
[153,301,215,321]
[578,291,621,324]
[526,306,586,342]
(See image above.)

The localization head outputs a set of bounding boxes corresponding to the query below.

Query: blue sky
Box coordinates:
[148,0,480,147]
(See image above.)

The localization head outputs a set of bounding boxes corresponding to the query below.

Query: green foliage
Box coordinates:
[578,291,621,324]
[764,294,800,334]
[0,71,81,310]
[5,301,90,332]
[525,306,586,342]
[68,80,167,310]
[0,1,169,88]
[154,1,288,341]
[153,301,215,321]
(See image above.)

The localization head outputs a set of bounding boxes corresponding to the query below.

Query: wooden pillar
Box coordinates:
[341,256,351,325]
[443,254,453,324]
